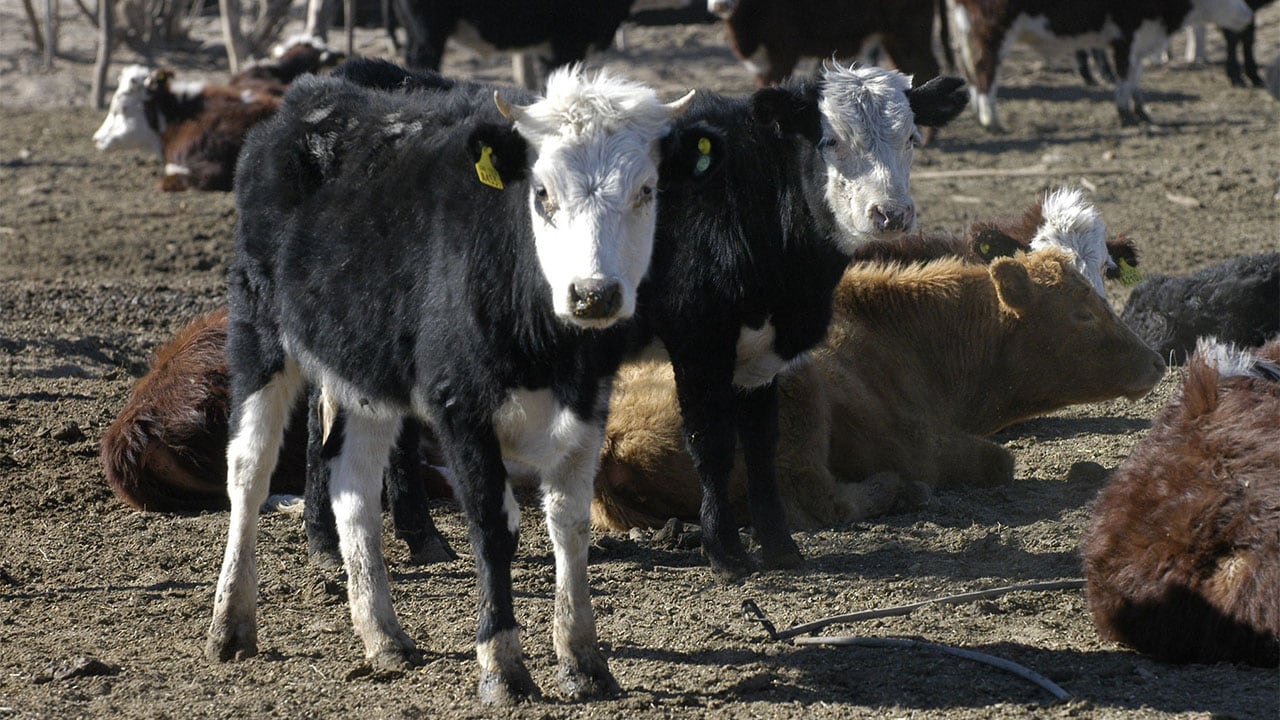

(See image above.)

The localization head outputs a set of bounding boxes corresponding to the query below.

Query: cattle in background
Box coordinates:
[1218,0,1276,86]
[229,35,347,96]
[594,240,1166,532]
[205,67,693,704]
[944,0,1255,129]
[390,0,637,90]
[1082,337,1280,667]
[93,65,282,191]
[707,0,943,89]
[1121,253,1279,365]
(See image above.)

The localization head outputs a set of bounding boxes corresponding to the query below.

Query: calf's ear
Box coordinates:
[751,84,823,141]
[991,258,1036,313]
[659,122,726,187]
[466,123,529,185]
[905,76,969,128]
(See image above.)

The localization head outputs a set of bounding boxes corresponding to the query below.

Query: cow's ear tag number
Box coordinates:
[1118,258,1143,286]
[475,145,504,190]
[694,137,712,176]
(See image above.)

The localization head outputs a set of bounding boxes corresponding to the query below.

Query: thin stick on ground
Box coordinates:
[744,579,1086,641]
[793,635,1071,701]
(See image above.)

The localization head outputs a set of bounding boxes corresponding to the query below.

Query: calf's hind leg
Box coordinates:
[207,362,305,662]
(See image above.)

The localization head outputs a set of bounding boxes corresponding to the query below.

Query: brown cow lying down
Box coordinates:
[1081,337,1280,667]
[592,247,1166,531]
[100,309,307,512]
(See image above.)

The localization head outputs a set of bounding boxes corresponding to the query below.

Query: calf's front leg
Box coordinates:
[735,381,802,569]
[541,420,619,699]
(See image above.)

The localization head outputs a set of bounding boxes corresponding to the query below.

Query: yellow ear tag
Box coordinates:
[475,145,504,190]
[1118,258,1144,286]
[694,137,712,175]
[978,242,991,256]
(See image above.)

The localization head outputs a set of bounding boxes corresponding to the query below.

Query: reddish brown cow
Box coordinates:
[100,309,307,512]
[229,35,347,97]
[593,247,1166,531]
[707,0,942,88]
[93,66,282,192]
[1081,338,1280,667]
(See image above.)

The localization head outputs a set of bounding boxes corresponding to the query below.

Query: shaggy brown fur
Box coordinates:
[1082,338,1280,667]
[593,248,1166,531]
[100,309,306,512]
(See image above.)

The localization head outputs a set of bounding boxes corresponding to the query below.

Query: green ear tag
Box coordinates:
[475,145,504,190]
[978,242,991,257]
[694,137,712,175]
[1118,258,1144,286]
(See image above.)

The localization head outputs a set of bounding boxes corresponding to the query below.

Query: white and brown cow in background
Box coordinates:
[944,0,1255,129]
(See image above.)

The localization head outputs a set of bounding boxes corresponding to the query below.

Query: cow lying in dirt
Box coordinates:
[100,309,307,512]
[592,246,1166,531]
[1081,337,1280,667]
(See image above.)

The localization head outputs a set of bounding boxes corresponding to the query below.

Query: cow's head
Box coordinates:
[993,248,1166,402]
[93,65,163,155]
[1027,188,1112,297]
[1187,0,1253,33]
[494,67,694,328]
[754,65,967,253]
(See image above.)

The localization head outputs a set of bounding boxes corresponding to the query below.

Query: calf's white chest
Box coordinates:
[493,388,592,471]
[733,319,788,390]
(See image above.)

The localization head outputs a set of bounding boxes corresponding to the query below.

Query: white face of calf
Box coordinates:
[93,65,162,156]
[817,65,923,253]
[1029,188,1111,297]
[499,68,693,329]
[1187,0,1253,33]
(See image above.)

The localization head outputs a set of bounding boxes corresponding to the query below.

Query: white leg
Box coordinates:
[330,411,418,668]
[540,422,618,699]
[207,363,304,661]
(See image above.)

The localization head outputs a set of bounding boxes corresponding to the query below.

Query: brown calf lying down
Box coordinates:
[100,309,306,512]
[593,247,1166,531]
[1081,338,1280,667]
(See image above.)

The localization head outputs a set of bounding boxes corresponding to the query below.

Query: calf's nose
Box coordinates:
[569,278,623,320]
[870,205,915,233]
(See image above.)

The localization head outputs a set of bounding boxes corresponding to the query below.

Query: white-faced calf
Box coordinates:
[205,67,693,704]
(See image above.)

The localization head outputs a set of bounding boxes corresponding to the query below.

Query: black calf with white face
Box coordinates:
[206,67,688,704]
[637,66,967,580]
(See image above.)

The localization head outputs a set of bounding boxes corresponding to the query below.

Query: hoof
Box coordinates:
[706,547,757,584]
[205,624,257,663]
[406,534,458,565]
[308,546,343,570]
[558,657,621,701]
[760,540,804,571]
[478,666,542,705]
[369,645,420,672]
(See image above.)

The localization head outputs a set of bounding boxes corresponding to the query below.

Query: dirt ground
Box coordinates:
[1,4,1278,719]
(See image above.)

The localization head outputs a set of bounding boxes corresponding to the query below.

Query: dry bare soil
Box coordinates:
[1,6,1278,719]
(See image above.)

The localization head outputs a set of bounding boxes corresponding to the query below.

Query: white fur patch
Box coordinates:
[1029,187,1109,297]
[93,65,162,156]
[733,320,787,389]
[163,163,191,176]
[513,67,677,327]
[476,629,523,673]
[1195,338,1278,380]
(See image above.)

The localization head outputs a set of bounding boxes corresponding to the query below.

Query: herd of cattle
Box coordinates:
[87,0,1279,706]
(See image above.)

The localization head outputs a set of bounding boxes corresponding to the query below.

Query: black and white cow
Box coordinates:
[945,0,1255,129]
[390,0,637,89]
[204,67,694,704]
[635,66,967,578]
[315,58,968,581]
